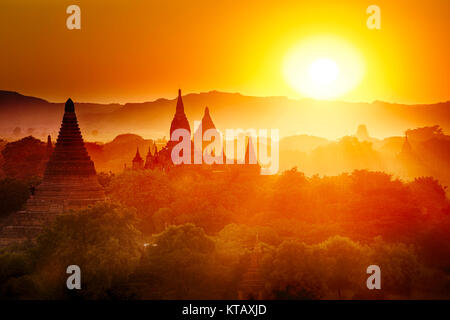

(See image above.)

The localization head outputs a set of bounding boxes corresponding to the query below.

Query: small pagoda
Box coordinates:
[132,147,144,170]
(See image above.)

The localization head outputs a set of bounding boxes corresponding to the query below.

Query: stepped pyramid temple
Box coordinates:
[0,99,105,247]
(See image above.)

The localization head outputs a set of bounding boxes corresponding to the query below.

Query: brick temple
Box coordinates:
[0,99,105,247]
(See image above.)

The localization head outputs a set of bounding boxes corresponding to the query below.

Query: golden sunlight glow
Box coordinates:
[283,36,365,100]
[308,58,339,86]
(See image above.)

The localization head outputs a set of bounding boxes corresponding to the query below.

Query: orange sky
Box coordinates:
[0,0,449,104]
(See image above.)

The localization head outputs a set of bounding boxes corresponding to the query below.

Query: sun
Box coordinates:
[308,58,339,85]
[283,36,365,100]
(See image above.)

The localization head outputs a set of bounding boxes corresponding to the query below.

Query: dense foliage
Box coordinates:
[1,166,449,299]
[1,136,48,179]
[1,202,142,299]
[0,177,40,217]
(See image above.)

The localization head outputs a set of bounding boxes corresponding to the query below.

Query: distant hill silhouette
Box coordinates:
[0,91,122,140]
[1,90,449,141]
[280,135,329,152]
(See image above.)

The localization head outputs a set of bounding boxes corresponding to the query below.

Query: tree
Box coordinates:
[97,171,115,189]
[271,167,310,219]
[1,136,48,179]
[406,125,444,141]
[31,201,143,299]
[139,224,238,299]
[408,177,447,212]
[318,236,368,298]
[369,238,421,298]
[0,178,38,217]
[262,240,326,299]
[0,249,36,300]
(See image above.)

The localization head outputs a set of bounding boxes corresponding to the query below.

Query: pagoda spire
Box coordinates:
[133,147,143,161]
[170,89,191,140]
[144,145,156,169]
[46,135,53,157]
[132,147,144,170]
[65,98,75,112]
[194,106,219,158]
[401,133,413,155]
[201,106,216,132]
[176,89,184,114]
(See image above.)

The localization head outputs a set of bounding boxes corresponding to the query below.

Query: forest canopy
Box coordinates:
[1,166,448,299]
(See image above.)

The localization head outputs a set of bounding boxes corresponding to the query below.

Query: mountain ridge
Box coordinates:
[1,90,449,141]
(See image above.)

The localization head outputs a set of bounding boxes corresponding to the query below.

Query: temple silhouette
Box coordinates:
[0,90,260,247]
[131,89,260,172]
[0,99,105,247]
[396,133,423,177]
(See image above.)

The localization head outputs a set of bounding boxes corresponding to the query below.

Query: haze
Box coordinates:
[0,0,449,104]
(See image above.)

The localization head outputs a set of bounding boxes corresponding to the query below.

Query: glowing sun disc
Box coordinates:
[308,58,339,85]
[283,36,365,100]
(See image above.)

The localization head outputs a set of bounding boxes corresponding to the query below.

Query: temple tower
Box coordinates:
[400,134,413,156]
[0,99,105,247]
[132,147,144,170]
[144,143,157,169]
[169,89,191,141]
[199,107,216,133]
[194,106,220,159]
[397,133,422,178]
[26,98,105,213]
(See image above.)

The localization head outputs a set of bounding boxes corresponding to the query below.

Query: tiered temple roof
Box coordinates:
[0,99,105,247]
[42,99,99,179]
[28,98,105,212]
